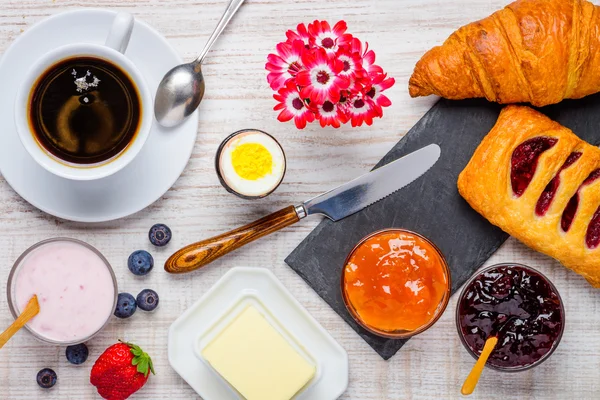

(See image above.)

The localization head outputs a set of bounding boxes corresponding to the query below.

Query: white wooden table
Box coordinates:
[1,0,599,399]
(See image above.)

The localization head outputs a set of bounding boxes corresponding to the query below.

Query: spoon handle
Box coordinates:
[196,0,246,65]
[461,336,498,395]
[0,295,40,349]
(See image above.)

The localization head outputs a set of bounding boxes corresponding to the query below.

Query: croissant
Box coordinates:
[458,105,600,287]
[409,0,600,107]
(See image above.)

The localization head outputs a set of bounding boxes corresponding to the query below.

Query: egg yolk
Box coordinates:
[231,143,273,180]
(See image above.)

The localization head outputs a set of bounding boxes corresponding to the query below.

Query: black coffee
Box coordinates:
[28,56,141,165]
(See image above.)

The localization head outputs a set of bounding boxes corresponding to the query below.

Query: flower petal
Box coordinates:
[296,71,312,87]
[363,48,375,64]
[267,72,288,90]
[276,42,294,60]
[379,77,396,91]
[267,53,285,67]
[294,115,307,129]
[332,21,347,36]
[278,109,294,122]
[378,95,392,107]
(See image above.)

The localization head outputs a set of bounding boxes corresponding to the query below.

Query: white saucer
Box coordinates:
[0,9,199,222]
[168,267,349,400]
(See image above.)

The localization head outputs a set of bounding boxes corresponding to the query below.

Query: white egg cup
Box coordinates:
[215,129,287,199]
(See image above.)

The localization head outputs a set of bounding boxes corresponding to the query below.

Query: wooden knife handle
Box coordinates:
[165,205,300,274]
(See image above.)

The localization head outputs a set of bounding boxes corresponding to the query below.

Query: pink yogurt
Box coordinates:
[12,240,116,343]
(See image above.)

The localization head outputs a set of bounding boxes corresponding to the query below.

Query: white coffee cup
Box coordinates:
[14,13,153,181]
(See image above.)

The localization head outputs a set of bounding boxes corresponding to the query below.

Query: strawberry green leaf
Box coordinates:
[131,349,143,357]
[137,359,148,375]
[149,358,155,375]
[125,342,155,378]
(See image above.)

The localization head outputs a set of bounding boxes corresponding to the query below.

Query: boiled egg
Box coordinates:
[217,130,286,198]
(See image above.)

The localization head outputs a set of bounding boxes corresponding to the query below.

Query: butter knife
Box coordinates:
[165,144,441,273]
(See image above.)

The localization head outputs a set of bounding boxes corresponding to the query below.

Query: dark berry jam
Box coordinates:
[561,168,600,232]
[535,152,582,216]
[586,207,600,249]
[561,194,578,232]
[511,137,557,197]
[457,264,564,370]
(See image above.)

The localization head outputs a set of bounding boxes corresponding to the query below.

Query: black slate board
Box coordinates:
[285,94,600,360]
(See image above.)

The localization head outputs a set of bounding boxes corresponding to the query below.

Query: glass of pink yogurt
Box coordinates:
[7,238,117,345]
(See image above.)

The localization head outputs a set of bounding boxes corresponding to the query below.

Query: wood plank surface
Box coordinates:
[0,0,598,399]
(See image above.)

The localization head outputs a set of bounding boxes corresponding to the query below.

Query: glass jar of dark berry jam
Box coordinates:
[456,263,564,372]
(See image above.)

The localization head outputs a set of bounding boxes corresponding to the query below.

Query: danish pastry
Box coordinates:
[409,0,600,107]
[458,105,600,287]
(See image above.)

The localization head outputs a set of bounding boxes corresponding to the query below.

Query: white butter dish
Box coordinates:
[168,267,348,400]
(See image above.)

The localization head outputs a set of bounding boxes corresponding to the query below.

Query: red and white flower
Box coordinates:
[336,44,368,94]
[312,99,348,128]
[308,20,348,54]
[266,20,394,129]
[365,74,395,114]
[346,95,377,127]
[273,81,315,129]
[266,40,305,90]
[296,48,349,104]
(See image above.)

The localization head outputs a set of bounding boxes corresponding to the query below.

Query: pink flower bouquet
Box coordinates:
[266,20,395,129]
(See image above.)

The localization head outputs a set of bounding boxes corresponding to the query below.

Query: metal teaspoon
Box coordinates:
[154,0,246,128]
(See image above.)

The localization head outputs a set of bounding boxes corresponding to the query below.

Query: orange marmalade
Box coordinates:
[342,230,450,334]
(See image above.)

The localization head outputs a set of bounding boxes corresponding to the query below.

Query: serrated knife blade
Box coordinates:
[300,143,441,221]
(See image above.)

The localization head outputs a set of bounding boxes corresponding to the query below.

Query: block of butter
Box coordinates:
[202,305,316,400]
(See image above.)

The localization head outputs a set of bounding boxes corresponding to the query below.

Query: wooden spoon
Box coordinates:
[461,335,498,395]
[0,295,40,349]
[461,314,520,395]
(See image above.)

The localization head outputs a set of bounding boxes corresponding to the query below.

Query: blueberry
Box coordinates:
[128,250,154,276]
[66,343,88,365]
[136,289,159,312]
[149,224,172,246]
[36,368,57,389]
[114,292,137,318]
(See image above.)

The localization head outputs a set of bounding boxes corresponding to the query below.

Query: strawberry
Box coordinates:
[90,340,155,400]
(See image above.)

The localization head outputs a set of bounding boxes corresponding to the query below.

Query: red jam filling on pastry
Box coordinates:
[561,169,600,233]
[586,208,600,249]
[535,152,582,216]
[511,137,558,197]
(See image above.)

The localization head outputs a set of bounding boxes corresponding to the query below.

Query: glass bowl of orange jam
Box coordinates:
[341,228,451,339]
